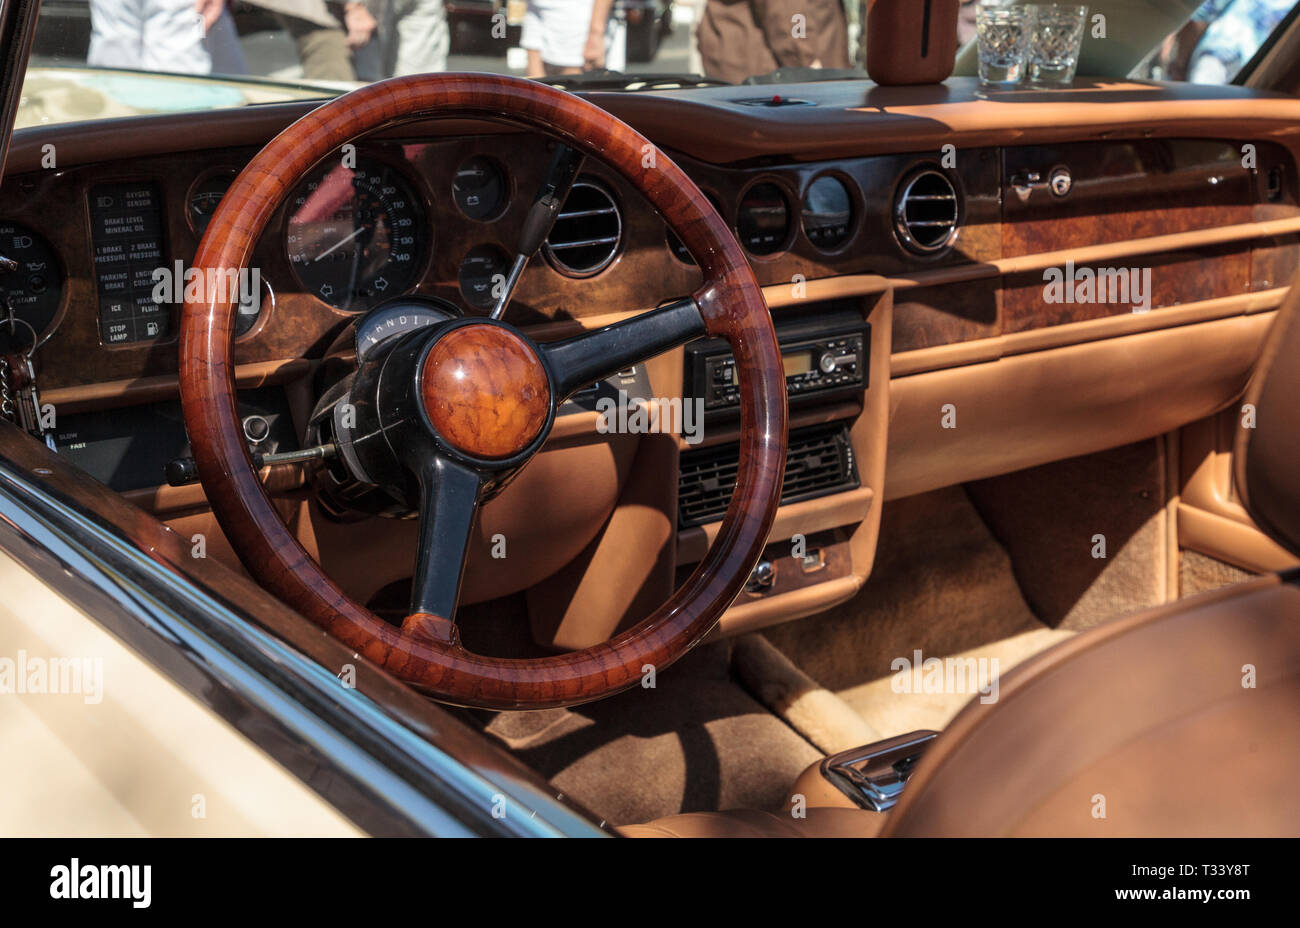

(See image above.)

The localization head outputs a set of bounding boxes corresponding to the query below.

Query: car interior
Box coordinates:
[4,1,1300,838]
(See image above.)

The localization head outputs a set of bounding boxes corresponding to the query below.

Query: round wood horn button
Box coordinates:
[420,325,551,459]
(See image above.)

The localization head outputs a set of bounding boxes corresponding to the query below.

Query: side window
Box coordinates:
[1135,0,1297,84]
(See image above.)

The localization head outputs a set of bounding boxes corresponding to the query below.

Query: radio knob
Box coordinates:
[818,351,838,374]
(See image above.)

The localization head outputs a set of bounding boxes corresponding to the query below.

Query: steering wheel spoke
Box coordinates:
[401,455,484,646]
[541,296,706,400]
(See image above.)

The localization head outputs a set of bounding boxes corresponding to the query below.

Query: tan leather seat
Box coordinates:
[624,275,1300,838]
[881,575,1300,836]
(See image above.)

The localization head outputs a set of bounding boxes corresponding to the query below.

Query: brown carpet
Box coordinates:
[1179,549,1255,597]
[732,633,884,753]
[764,485,1048,692]
[966,439,1168,630]
[835,625,1073,735]
[464,640,822,827]
[415,593,824,826]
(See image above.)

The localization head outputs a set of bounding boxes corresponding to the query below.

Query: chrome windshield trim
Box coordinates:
[0,459,603,837]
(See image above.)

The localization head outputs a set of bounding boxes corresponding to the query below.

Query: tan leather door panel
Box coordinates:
[1178,408,1299,573]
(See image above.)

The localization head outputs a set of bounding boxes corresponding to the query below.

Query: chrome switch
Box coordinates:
[747,559,776,593]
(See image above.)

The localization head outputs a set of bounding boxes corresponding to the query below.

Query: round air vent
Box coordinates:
[544,180,622,276]
[893,169,960,255]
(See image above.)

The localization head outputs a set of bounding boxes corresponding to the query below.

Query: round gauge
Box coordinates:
[286,158,425,312]
[802,175,854,251]
[0,222,63,352]
[189,172,235,236]
[736,182,791,256]
[458,244,510,310]
[355,297,458,361]
[453,156,507,221]
[666,228,692,264]
[235,276,271,337]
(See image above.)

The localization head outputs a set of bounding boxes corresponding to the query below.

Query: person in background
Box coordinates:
[355,0,450,79]
[522,0,613,76]
[696,0,850,84]
[88,0,221,73]
[243,0,376,81]
[206,1,250,74]
[686,0,705,74]
[582,0,625,71]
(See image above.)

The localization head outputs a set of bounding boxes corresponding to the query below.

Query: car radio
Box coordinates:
[685,306,869,417]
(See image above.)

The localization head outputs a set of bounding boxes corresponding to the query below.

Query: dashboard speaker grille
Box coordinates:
[894,168,960,254]
[544,180,622,276]
[678,424,859,528]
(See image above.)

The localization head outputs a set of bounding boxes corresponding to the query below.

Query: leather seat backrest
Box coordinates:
[1236,282,1300,557]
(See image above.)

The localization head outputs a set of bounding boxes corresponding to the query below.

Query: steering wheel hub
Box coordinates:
[420,324,551,460]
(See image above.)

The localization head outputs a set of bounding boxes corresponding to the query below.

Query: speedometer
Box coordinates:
[286,157,425,312]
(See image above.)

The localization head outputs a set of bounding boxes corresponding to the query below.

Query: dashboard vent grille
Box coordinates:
[678,424,859,528]
[894,169,960,254]
[544,180,622,276]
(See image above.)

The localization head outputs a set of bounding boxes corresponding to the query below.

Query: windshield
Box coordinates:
[19,0,1300,128]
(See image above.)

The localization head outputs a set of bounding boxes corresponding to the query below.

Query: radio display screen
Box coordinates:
[782,350,814,378]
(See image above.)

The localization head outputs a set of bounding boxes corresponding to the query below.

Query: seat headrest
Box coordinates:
[1235,281,1300,558]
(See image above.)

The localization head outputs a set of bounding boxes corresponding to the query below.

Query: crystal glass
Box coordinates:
[1027,4,1089,86]
[976,4,1034,88]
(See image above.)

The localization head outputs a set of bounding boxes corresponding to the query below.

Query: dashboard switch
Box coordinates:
[164,456,199,487]
[747,559,776,593]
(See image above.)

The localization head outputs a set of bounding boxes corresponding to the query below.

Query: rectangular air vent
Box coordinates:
[678,424,859,528]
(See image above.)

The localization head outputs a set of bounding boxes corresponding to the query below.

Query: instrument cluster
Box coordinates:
[0,138,868,363]
[0,145,530,355]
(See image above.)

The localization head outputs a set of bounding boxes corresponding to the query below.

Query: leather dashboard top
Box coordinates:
[7,77,1300,172]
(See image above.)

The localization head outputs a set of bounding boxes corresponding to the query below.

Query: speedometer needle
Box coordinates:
[313,226,364,262]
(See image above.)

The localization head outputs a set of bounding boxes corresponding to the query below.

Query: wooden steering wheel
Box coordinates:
[179,75,786,709]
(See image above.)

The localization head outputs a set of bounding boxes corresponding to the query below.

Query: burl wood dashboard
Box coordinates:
[2,78,1298,645]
